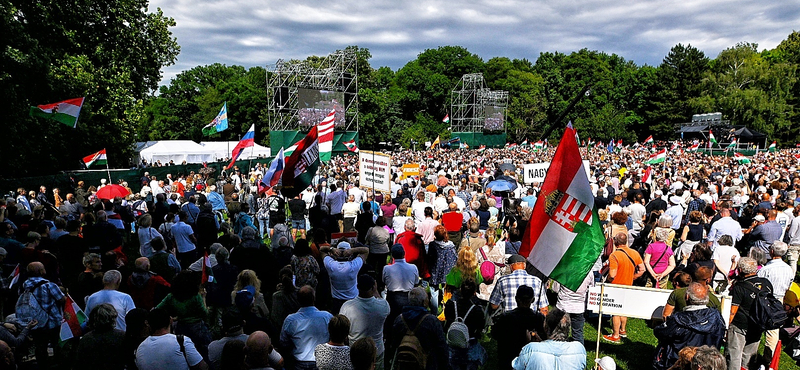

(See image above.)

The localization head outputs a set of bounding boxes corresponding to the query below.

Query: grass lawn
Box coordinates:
[482,316,798,369]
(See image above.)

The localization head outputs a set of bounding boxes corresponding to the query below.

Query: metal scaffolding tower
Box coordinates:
[267,49,358,132]
[450,73,507,132]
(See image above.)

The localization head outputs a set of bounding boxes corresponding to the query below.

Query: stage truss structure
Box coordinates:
[267,49,358,132]
[450,73,508,132]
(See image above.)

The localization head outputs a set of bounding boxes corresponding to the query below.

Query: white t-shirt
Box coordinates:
[85,290,136,331]
[136,334,203,370]
[711,245,740,281]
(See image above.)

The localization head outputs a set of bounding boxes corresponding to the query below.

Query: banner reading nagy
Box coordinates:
[400,164,420,179]
[523,160,592,184]
[358,150,392,193]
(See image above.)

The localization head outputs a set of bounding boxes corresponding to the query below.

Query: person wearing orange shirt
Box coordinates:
[603,232,645,344]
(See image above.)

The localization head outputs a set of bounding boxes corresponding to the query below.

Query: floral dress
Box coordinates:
[291,254,320,288]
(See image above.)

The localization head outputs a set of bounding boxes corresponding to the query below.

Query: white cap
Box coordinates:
[337,241,351,250]
[595,356,616,370]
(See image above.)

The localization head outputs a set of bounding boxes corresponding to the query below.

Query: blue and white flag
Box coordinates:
[202,102,229,136]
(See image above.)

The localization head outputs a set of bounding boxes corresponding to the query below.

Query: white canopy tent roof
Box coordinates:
[199,141,271,161]
[136,140,216,165]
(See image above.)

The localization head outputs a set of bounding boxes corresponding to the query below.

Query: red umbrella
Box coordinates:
[95,184,131,200]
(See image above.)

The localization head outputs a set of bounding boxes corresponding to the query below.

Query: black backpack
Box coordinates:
[745,280,787,331]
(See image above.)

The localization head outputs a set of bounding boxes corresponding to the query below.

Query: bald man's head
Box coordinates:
[245,331,273,367]
[27,262,45,277]
[0,340,13,369]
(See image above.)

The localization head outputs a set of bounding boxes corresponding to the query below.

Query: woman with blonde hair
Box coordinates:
[446,246,483,290]
[231,269,269,318]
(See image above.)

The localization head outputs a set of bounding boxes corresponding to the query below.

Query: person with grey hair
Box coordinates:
[75,303,126,369]
[512,308,586,370]
[726,257,774,370]
[395,218,429,280]
[72,253,104,309]
[757,240,793,362]
[86,269,136,331]
[652,282,725,370]
[692,345,727,370]
[390,286,448,370]
[127,257,171,310]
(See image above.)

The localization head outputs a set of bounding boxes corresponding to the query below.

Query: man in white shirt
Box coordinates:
[349,183,366,204]
[85,270,136,331]
[136,308,207,370]
[664,196,684,231]
[411,192,433,224]
[628,195,647,237]
[707,205,744,250]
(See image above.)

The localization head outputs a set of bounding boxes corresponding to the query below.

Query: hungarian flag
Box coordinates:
[769,141,777,152]
[587,138,594,146]
[318,109,335,162]
[442,114,450,123]
[793,153,800,161]
[533,141,544,151]
[477,145,486,152]
[644,135,654,145]
[508,143,518,148]
[646,149,666,164]
[258,147,285,194]
[709,131,718,146]
[202,102,229,136]
[82,149,107,168]
[642,166,653,184]
[431,135,441,150]
[281,126,320,198]
[521,140,529,146]
[726,138,738,150]
[687,142,700,152]
[671,141,680,150]
[226,124,255,169]
[520,148,530,155]
[343,139,359,153]
[734,152,751,164]
[60,294,87,341]
[29,97,85,128]
[520,123,605,290]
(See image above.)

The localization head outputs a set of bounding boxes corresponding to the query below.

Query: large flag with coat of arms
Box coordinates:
[281,126,320,198]
[520,123,605,290]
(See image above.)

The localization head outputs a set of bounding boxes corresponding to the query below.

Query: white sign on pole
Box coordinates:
[587,283,731,327]
[523,160,591,184]
[358,150,392,194]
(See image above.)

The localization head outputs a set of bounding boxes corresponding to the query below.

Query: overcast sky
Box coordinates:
[148,0,798,85]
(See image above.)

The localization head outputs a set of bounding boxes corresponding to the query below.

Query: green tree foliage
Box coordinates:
[648,44,710,138]
[139,64,268,143]
[1,0,179,176]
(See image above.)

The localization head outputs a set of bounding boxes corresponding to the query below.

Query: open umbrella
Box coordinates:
[485,176,518,192]
[95,184,131,200]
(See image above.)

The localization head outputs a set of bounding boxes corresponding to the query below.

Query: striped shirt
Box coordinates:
[758,258,794,300]
[489,269,548,312]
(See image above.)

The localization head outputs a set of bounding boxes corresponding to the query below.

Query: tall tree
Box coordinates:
[648,44,709,137]
[0,0,179,176]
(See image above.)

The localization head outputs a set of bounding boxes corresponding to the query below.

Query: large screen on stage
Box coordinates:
[298,88,346,129]
[484,105,505,131]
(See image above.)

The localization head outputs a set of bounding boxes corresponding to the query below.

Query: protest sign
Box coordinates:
[358,150,392,193]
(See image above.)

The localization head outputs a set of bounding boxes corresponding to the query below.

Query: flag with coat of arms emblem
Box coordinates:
[520,123,605,290]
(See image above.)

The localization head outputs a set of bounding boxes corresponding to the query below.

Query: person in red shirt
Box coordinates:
[394,219,430,279]
[441,202,464,247]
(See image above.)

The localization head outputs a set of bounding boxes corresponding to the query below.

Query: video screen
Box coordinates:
[484,105,505,131]
[298,88,346,128]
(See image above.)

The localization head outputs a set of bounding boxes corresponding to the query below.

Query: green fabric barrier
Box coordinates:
[452,132,506,148]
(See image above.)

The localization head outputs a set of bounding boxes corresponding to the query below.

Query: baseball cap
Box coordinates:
[507,254,526,264]
[754,215,766,222]
[595,356,617,370]
[337,241,351,250]
[234,285,256,310]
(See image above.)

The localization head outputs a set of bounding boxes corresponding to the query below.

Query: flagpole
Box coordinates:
[104,148,112,183]
[595,283,605,366]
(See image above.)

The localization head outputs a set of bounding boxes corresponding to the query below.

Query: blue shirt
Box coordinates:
[280,306,333,362]
[207,192,226,211]
[85,289,136,331]
[171,221,196,253]
[521,195,537,207]
[707,216,743,249]
[327,190,347,215]
[181,202,200,224]
[490,269,548,312]
[324,256,364,300]
[750,220,784,253]
[664,205,684,230]
[512,340,587,370]
[382,259,419,292]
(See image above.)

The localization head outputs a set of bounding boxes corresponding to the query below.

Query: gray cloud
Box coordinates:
[148,0,799,86]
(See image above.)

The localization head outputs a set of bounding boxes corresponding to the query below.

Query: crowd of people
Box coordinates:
[0,140,799,370]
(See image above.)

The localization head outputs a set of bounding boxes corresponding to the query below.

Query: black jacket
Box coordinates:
[653,307,726,370]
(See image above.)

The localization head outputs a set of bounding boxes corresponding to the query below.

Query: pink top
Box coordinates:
[645,241,674,274]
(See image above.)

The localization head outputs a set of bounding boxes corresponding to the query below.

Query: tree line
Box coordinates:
[2,0,797,177]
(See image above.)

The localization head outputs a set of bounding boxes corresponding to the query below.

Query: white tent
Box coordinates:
[136,140,216,165]
[200,141,271,160]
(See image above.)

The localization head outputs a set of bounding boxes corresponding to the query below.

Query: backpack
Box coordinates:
[394,315,428,370]
[16,280,50,328]
[746,280,787,331]
[446,303,477,348]
[270,223,294,249]
[478,247,502,284]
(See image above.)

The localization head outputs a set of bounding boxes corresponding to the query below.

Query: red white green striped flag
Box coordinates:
[520,123,605,290]
[769,141,777,152]
[29,97,85,128]
[644,135,654,145]
[82,149,107,168]
[60,294,87,341]
[646,149,666,164]
[734,152,751,164]
[343,139,359,153]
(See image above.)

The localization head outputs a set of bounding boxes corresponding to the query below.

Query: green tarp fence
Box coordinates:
[0,157,278,196]
[452,132,507,148]
[270,131,358,155]
[699,148,757,156]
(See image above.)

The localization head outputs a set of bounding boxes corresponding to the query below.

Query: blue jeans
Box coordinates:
[258,217,269,238]
[569,312,586,345]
